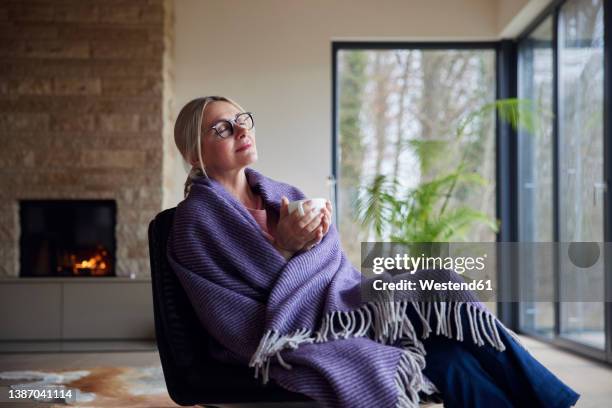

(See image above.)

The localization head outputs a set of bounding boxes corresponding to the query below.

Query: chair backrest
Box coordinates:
[148,208,310,406]
[148,207,208,405]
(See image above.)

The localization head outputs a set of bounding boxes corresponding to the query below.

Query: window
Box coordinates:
[558,0,605,350]
[517,0,608,356]
[335,45,497,295]
[334,0,611,364]
[518,16,555,338]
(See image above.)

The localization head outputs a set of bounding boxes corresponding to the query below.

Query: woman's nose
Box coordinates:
[234,123,247,138]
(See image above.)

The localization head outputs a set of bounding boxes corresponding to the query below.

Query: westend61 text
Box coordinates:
[372,279,493,291]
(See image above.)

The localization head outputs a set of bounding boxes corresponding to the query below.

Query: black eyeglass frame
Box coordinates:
[207,112,255,139]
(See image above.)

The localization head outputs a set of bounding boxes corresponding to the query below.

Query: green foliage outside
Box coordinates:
[354,98,548,243]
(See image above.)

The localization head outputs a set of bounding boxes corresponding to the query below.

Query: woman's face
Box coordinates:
[198,101,258,176]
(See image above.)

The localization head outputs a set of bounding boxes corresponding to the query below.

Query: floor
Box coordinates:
[0,336,610,407]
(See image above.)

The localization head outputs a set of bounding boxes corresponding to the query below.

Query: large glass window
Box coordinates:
[336,47,498,314]
[558,0,605,350]
[518,17,555,338]
[336,48,497,268]
[517,0,606,353]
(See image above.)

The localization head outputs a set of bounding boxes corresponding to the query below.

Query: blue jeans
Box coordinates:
[407,305,581,408]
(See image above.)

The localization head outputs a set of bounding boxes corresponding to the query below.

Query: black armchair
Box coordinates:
[147,207,315,407]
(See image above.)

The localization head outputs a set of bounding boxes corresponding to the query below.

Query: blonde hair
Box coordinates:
[174,96,247,198]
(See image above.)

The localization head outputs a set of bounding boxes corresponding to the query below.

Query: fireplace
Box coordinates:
[19,200,117,277]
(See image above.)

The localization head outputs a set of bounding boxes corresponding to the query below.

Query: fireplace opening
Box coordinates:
[19,200,117,277]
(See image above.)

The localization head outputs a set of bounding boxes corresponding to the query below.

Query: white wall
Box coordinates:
[167,0,549,208]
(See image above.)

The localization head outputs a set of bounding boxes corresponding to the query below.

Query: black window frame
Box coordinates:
[332,0,612,365]
[511,0,612,365]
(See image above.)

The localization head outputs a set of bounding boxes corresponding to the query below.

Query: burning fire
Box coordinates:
[58,246,111,276]
[73,250,108,276]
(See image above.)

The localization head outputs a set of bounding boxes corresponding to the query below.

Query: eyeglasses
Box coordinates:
[207,112,254,139]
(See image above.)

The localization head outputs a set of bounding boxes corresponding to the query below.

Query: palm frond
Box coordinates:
[456,98,551,139]
[405,139,448,173]
[353,174,400,239]
[353,97,542,244]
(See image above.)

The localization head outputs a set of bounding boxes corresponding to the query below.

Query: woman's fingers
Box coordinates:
[320,210,330,235]
[280,196,289,218]
[303,226,323,250]
[290,200,313,222]
[297,207,322,230]
[302,209,324,234]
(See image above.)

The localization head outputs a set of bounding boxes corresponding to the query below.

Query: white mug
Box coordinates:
[288,198,327,217]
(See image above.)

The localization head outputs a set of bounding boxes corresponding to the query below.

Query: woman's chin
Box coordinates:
[241,153,258,166]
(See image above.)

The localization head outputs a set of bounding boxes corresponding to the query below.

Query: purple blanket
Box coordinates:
[166,167,514,407]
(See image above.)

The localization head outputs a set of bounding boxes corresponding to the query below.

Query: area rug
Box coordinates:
[0,365,185,407]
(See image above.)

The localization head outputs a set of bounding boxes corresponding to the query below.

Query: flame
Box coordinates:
[69,247,111,276]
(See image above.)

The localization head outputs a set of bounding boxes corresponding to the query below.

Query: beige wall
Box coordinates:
[498,0,552,38]
[169,0,551,208]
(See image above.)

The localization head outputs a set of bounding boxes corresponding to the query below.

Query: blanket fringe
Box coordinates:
[249,299,509,404]
[313,300,506,353]
[393,349,426,408]
[248,328,314,384]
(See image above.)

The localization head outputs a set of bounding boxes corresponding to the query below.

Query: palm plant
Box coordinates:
[354,98,548,243]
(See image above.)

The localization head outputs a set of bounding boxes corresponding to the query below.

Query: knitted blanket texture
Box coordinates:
[166,167,514,408]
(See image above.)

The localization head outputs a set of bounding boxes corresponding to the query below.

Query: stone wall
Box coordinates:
[0,0,174,278]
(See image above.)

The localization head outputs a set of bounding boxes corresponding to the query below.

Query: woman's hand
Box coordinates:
[302,199,332,250]
[273,197,326,258]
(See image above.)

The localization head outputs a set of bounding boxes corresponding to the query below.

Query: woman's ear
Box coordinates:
[189,157,202,167]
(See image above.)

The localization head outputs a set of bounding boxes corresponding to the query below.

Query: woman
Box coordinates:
[168,96,580,408]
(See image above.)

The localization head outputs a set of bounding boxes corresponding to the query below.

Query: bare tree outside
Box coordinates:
[337,49,497,268]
